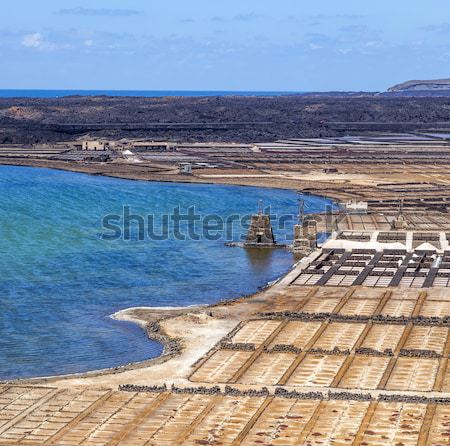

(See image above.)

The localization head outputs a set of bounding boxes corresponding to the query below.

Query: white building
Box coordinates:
[81,141,110,151]
[342,200,368,214]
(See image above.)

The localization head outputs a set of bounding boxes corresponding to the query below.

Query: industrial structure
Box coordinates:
[244,202,276,247]
[81,140,110,151]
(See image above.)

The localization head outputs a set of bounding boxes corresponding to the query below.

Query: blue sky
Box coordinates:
[1,0,449,91]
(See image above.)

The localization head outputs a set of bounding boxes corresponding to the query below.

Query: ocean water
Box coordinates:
[0,90,301,99]
[0,166,332,380]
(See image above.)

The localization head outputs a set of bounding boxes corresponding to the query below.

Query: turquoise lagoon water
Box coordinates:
[0,166,332,380]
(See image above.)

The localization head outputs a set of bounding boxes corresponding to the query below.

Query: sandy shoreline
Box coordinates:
[0,157,343,201]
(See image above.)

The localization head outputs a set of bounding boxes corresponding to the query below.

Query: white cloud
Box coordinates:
[365,41,383,48]
[21,33,56,50]
[84,40,94,47]
[58,7,141,17]
[211,13,263,23]
[22,33,43,48]
[422,23,450,34]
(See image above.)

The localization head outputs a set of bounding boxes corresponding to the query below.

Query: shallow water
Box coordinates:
[0,166,331,379]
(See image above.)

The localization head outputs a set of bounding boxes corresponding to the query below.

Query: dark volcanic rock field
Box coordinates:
[0,95,449,144]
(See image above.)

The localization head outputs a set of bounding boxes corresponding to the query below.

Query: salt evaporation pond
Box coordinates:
[0,166,332,379]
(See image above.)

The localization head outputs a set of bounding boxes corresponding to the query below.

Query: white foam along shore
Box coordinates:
[110,305,208,328]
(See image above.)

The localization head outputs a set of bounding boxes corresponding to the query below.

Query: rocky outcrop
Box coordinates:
[328,391,372,401]
[220,342,256,351]
[275,388,324,400]
[224,386,269,397]
[259,311,450,326]
[356,347,394,357]
[379,394,450,404]
[388,78,450,92]
[119,384,167,393]
[172,385,221,395]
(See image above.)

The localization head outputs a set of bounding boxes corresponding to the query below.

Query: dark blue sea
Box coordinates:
[0,90,302,99]
[0,166,332,380]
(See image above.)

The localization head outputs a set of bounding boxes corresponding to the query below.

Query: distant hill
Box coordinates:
[388,78,450,92]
